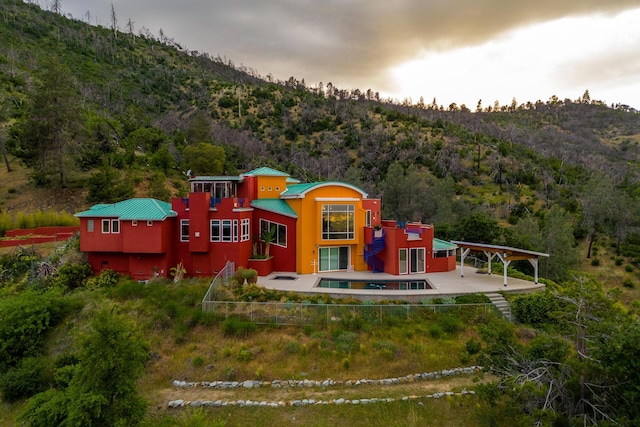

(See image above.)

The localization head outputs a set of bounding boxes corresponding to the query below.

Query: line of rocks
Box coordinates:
[171,366,483,390]
[168,389,476,409]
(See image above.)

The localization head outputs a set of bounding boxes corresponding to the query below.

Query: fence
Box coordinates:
[201,261,235,310]
[202,300,498,327]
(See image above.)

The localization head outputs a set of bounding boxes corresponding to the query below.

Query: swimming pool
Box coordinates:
[317,278,431,290]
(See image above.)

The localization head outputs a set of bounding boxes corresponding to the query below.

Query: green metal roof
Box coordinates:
[250,199,298,218]
[75,198,177,221]
[286,177,301,184]
[280,182,368,198]
[433,238,457,251]
[242,167,290,177]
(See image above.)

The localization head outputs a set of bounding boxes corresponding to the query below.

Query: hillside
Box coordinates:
[3,2,640,426]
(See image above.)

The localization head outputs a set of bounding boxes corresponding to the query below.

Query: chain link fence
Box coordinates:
[202,300,498,327]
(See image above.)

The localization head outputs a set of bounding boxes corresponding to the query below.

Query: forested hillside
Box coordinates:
[1,0,640,283]
[4,2,640,426]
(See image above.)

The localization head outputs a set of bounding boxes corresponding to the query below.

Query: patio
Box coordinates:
[257,267,545,302]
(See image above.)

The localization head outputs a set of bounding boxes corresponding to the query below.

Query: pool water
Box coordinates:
[317,278,431,290]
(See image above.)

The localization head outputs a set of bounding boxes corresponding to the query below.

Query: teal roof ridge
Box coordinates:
[242,167,290,177]
[75,198,177,221]
[250,198,298,218]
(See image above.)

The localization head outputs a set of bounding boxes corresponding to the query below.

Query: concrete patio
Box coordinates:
[257,267,545,302]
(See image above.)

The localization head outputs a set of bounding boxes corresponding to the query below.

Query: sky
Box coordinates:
[59,0,640,110]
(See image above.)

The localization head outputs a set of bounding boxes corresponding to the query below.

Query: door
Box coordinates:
[319,247,350,271]
[399,248,408,275]
[409,248,425,273]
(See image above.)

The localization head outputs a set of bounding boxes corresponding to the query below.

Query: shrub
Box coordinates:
[511,292,558,326]
[625,264,634,272]
[623,279,635,289]
[455,293,491,304]
[284,340,301,354]
[439,315,464,334]
[428,324,443,338]
[0,289,70,371]
[0,357,50,402]
[615,258,624,266]
[591,258,600,267]
[51,262,93,289]
[465,338,482,355]
[333,330,359,354]
[221,317,256,338]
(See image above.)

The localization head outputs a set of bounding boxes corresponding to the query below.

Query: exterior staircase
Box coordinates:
[364,230,385,273]
[486,292,512,321]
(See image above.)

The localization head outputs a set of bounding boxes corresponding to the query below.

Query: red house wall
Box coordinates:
[252,209,297,273]
[79,218,122,252]
[121,220,173,253]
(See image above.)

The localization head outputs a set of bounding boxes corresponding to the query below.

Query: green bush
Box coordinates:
[221,317,256,337]
[0,289,70,371]
[0,357,50,402]
[439,315,464,334]
[284,340,301,354]
[51,262,93,289]
[511,292,558,326]
[591,258,600,266]
[333,330,359,354]
[625,264,634,272]
[455,293,491,304]
[428,324,443,338]
[465,338,482,355]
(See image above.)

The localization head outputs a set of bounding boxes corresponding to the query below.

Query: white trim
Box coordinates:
[315,197,360,202]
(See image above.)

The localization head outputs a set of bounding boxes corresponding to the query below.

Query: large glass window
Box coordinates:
[260,219,287,247]
[180,220,189,242]
[322,204,354,240]
[319,247,350,271]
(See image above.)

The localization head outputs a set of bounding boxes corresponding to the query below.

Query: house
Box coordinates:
[75,167,457,280]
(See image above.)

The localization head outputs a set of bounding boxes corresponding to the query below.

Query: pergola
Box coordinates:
[451,241,549,287]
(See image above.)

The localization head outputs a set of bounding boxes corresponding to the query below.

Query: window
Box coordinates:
[180,220,189,242]
[233,220,239,242]
[241,219,250,242]
[147,221,153,227]
[87,219,94,232]
[365,210,371,227]
[260,219,287,247]
[322,204,354,240]
[211,220,220,242]
[132,220,137,227]
[399,248,408,275]
[222,220,232,242]
[101,219,119,234]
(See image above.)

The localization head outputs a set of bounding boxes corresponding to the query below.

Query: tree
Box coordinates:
[21,309,149,427]
[87,165,134,203]
[541,206,579,281]
[15,58,81,187]
[183,142,225,175]
[581,175,616,258]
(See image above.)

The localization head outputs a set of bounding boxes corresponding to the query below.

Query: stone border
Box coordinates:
[168,389,476,408]
[172,366,482,390]
[168,366,483,408]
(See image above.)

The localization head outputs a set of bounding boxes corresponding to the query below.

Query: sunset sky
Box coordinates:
[61,1,640,110]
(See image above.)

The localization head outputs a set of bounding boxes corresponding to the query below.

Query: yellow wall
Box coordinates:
[255,176,288,199]
[287,184,369,274]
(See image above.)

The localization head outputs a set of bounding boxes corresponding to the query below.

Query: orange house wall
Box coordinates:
[290,185,368,274]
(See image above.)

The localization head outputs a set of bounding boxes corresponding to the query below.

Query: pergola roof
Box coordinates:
[451,241,549,261]
[451,241,549,286]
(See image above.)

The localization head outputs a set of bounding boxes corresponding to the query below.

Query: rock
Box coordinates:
[243,380,254,388]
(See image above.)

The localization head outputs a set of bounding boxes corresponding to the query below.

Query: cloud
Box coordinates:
[63,0,640,106]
